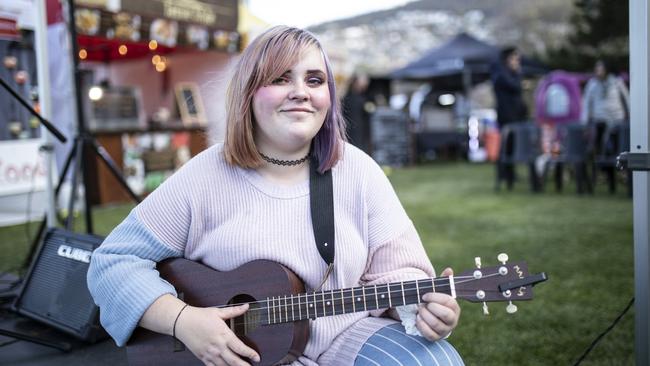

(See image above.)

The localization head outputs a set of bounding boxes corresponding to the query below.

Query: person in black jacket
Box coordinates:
[492,47,536,190]
[492,47,528,127]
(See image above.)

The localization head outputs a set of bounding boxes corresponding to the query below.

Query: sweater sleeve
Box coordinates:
[359,159,435,316]
[87,212,183,346]
[87,155,197,346]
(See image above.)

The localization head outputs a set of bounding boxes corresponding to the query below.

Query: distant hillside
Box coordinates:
[309,0,515,30]
[308,0,572,75]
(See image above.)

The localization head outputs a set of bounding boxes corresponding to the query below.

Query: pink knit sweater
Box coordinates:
[90,142,435,365]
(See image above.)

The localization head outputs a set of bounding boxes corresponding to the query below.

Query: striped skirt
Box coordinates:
[354,323,464,366]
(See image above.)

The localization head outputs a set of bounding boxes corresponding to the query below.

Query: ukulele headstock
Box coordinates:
[454,253,547,315]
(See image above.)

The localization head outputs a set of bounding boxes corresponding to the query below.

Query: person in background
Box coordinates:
[492,47,530,189]
[492,46,528,128]
[342,74,371,154]
[87,26,463,366]
[581,59,630,155]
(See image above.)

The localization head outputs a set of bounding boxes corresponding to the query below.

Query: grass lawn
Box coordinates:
[0,163,634,365]
[390,163,634,365]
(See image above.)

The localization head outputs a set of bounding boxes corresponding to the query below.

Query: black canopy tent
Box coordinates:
[390,32,546,90]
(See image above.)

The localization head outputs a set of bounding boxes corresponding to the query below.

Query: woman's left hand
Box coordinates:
[416,267,461,341]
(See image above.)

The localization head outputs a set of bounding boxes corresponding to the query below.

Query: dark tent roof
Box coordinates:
[391,33,497,79]
[390,33,546,89]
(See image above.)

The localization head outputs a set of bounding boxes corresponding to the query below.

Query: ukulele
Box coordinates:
[127,253,547,366]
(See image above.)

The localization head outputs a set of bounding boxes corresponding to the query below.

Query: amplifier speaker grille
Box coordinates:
[13,228,107,342]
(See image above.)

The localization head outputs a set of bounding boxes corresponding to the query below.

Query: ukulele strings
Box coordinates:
[220,273,505,327]
[223,273,501,327]
[226,287,516,328]
[219,273,500,310]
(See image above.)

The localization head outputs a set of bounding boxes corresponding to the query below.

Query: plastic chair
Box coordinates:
[544,123,593,194]
[495,122,542,192]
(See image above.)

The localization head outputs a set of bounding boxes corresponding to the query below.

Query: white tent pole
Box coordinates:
[630,0,650,365]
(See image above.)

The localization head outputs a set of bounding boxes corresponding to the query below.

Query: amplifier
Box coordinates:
[13,228,108,342]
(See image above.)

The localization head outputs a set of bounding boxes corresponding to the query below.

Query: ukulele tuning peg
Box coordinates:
[482,302,489,316]
[497,253,509,265]
[506,301,518,314]
[475,257,482,269]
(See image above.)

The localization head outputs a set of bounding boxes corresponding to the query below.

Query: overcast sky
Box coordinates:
[247,0,412,28]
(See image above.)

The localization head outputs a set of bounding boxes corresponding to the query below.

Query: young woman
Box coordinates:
[88,26,463,366]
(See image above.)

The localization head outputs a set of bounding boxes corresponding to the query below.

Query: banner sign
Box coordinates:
[75,0,239,52]
[121,0,238,30]
[75,0,237,30]
[0,139,46,196]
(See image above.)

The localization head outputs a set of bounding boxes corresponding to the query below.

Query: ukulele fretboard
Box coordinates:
[259,277,454,325]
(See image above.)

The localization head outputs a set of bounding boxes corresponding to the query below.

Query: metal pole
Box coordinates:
[33,0,56,227]
[65,0,94,233]
[65,0,86,136]
[630,1,650,365]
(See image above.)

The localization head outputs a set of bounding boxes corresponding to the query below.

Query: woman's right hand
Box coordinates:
[175,304,261,366]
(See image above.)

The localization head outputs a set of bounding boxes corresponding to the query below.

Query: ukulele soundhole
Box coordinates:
[229,294,260,336]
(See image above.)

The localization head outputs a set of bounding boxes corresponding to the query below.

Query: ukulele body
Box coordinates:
[127,259,309,366]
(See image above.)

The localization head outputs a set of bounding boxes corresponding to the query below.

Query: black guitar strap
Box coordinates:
[309,155,335,289]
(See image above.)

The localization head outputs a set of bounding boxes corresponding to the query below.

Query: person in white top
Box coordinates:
[581,60,630,154]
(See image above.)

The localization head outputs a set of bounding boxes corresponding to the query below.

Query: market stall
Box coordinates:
[50,0,242,204]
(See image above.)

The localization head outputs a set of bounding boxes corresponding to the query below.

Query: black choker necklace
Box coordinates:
[259,152,310,166]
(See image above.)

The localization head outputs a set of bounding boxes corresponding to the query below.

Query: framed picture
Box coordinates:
[175,82,206,126]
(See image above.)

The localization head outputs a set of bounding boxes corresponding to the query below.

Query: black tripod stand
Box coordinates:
[58,0,142,235]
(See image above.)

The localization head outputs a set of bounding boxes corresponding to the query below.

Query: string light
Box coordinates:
[118,45,128,56]
[152,54,168,72]
[148,40,158,50]
[79,49,87,60]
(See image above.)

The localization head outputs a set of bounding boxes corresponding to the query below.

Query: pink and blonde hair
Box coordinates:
[223,26,346,173]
